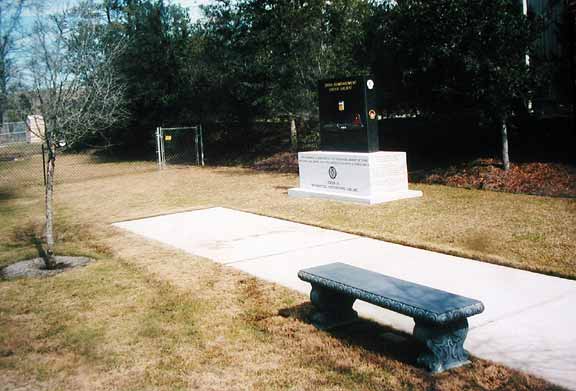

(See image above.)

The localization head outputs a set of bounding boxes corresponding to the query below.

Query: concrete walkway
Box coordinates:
[113,207,576,390]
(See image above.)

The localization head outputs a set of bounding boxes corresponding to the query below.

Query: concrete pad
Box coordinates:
[113,207,576,390]
[468,292,576,390]
[113,207,355,264]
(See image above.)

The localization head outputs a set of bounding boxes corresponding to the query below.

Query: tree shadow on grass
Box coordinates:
[274,185,291,193]
[0,189,17,202]
[278,302,421,369]
[209,166,295,178]
[8,222,51,263]
[84,149,156,164]
[10,221,42,247]
[3,224,94,280]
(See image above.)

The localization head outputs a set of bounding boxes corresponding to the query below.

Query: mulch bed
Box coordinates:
[411,159,576,198]
[1,256,93,279]
[252,153,576,198]
[252,151,299,174]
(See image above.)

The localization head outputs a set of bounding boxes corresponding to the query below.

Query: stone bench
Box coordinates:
[297,262,485,373]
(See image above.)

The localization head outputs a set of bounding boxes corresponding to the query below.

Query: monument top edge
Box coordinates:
[298,151,407,157]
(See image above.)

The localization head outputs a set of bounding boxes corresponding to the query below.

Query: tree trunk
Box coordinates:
[43,141,57,269]
[290,117,298,152]
[0,59,6,127]
[500,117,510,171]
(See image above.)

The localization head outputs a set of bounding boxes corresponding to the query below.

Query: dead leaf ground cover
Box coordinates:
[411,159,576,198]
[0,156,574,390]
[252,152,576,198]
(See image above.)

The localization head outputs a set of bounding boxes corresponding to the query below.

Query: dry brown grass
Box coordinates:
[39,161,575,279]
[0,148,156,189]
[0,225,565,391]
[0,156,574,390]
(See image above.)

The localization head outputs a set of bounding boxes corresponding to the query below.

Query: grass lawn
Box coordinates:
[1,157,574,390]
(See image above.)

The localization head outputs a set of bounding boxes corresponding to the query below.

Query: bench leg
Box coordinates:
[308,285,358,330]
[413,318,470,373]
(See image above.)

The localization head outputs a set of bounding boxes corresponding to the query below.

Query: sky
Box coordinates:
[11,0,214,87]
[20,0,214,21]
[173,0,213,20]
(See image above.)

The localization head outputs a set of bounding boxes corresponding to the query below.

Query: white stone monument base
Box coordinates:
[288,151,422,205]
[288,187,422,205]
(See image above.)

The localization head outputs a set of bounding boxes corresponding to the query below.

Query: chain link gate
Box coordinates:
[156,126,205,169]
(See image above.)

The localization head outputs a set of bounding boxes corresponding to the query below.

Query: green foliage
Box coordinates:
[199,0,268,122]
[367,0,547,121]
[77,0,560,158]
[200,0,370,122]
[105,0,197,149]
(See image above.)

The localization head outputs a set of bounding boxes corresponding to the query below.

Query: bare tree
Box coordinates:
[26,2,126,269]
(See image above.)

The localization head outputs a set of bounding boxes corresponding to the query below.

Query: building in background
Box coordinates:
[25,115,44,143]
[567,0,576,117]
[527,0,575,116]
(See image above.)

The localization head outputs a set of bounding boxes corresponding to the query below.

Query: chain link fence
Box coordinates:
[0,140,158,193]
[0,146,159,191]
[156,126,205,168]
[0,122,43,190]
[0,119,319,192]
[0,123,27,144]
[1,124,210,193]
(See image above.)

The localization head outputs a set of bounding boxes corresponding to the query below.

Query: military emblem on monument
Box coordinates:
[328,166,337,179]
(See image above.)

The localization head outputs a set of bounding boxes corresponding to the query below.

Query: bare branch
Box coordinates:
[26,1,127,147]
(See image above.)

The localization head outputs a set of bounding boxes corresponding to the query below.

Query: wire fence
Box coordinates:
[0,142,158,192]
[0,123,27,144]
[0,140,42,189]
[156,126,205,169]
[0,120,315,192]
[0,124,211,192]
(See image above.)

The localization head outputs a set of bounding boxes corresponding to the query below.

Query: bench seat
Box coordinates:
[298,262,485,373]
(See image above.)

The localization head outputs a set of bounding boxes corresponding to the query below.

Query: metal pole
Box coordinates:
[160,128,166,169]
[522,0,530,67]
[156,127,161,169]
[522,0,532,111]
[41,143,47,186]
[195,126,200,165]
[199,124,205,166]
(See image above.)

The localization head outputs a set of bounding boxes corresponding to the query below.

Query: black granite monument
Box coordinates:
[319,76,379,153]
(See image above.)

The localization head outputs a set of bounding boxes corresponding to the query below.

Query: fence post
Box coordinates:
[199,124,205,166]
[41,143,47,186]
[195,126,200,166]
[157,126,166,169]
[161,128,166,168]
[156,127,162,169]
